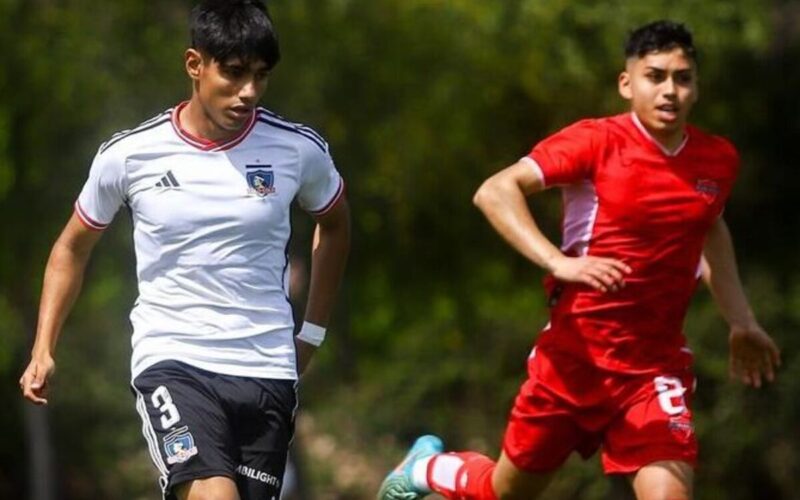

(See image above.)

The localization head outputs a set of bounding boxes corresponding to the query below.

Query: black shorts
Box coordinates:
[130,360,297,499]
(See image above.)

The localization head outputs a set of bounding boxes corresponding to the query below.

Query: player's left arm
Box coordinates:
[296,196,351,374]
[701,216,781,387]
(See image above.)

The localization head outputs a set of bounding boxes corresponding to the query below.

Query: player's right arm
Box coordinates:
[19,213,104,405]
[472,160,630,293]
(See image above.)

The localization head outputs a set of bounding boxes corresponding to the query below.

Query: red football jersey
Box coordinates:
[527,113,739,373]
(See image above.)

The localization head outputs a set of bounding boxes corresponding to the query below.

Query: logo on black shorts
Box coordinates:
[246,165,275,197]
[236,464,281,488]
[163,426,198,464]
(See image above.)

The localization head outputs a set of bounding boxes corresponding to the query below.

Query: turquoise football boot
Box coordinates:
[377,435,444,500]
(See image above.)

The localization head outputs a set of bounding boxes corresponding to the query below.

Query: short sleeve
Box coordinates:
[527,119,604,187]
[713,136,741,217]
[297,142,344,216]
[74,147,127,230]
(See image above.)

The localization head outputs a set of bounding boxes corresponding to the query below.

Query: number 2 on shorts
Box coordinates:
[151,385,181,429]
[653,376,687,416]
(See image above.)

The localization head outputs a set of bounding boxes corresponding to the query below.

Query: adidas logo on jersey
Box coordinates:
[155,170,180,188]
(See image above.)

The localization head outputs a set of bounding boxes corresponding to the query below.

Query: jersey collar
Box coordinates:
[171,101,256,152]
[630,112,689,157]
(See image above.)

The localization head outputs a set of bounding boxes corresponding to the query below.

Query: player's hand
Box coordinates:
[548,255,632,293]
[729,323,780,388]
[19,354,55,405]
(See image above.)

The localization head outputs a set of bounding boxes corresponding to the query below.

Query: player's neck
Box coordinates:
[630,112,687,155]
[652,129,686,153]
[180,99,239,143]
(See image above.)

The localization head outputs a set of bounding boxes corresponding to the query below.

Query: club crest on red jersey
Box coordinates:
[694,179,719,204]
[667,416,695,440]
[246,166,275,197]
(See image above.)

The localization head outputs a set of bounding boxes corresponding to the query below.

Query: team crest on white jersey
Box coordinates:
[246,165,276,197]
[163,426,198,464]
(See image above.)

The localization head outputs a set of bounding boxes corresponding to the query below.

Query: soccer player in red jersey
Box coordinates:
[379,20,780,500]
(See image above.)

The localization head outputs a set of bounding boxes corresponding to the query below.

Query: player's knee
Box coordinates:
[632,484,691,500]
[493,481,545,500]
[492,455,551,500]
[181,490,239,500]
[631,461,693,500]
[635,492,691,500]
[176,477,240,500]
[185,494,228,500]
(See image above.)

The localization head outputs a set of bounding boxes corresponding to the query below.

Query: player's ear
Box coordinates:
[618,70,632,100]
[185,48,203,81]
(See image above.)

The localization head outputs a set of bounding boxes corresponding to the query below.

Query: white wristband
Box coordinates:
[296,322,326,347]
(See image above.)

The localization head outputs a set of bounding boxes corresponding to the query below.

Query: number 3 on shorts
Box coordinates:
[151,385,181,429]
[653,376,687,416]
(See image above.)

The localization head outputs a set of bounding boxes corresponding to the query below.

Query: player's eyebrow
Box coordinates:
[643,65,693,74]
[220,60,244,69]
[221,59,269,73]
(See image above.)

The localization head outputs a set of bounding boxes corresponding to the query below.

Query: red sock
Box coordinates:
[427,452,498,500]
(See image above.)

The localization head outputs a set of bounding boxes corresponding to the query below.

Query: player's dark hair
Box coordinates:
[190,0,280,69]
[624,20,696,62]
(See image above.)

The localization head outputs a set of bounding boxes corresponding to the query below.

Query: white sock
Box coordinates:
[411,455,435,492]
[427,454,464,492]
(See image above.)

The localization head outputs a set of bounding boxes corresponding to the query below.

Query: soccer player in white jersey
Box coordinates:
[19,1,350,499]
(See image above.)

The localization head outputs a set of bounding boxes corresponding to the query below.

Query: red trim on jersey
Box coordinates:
[310,178,345,216]
[74,201,107,231]
[170,101,256,152]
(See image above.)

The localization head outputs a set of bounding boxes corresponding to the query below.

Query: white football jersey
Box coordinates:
[76,102,344,381]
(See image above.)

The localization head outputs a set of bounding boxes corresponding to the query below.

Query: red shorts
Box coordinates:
[502,345,697,474]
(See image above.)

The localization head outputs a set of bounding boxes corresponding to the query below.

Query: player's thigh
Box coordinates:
[503,348,600,473]
[230,377,297,499]
[628,460,693,500]
[492,451,553,500]
[602,371,697,475]
[175,475,240,500]
[131,361,237,498]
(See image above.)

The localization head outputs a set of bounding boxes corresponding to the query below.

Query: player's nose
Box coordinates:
[238,79,259,103]
[662,77,678,96]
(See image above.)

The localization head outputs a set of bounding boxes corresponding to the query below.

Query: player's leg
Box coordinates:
[131,361,239,500]
[628,460,693,500]
[378,440,504,500]
[485,345,597,499]
[229,377,298,499]
[377,435,558,500]
[602,370,697,500]
[491,451,553,499]
[378,347,588,500]
[175,476,240,500]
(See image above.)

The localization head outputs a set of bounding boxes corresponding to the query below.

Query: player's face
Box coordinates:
[618,47,698,148]
[186,49,270,138]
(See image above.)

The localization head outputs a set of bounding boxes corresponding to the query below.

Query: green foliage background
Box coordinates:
[1,0,797,498]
